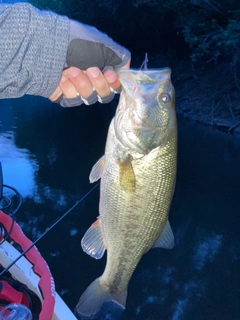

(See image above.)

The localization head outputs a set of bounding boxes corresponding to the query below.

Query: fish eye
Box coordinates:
[161,93,171,103]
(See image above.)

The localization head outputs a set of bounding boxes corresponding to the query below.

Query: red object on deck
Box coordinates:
[0,210,55,320]
[0,280,29,307]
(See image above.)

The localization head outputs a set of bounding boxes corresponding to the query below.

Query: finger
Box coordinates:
[59,74,79,98]
[103,70,121,92]
[86,67,111,97]
[67,67,94,98]
[103,59,131,92]
[49,85,62,101]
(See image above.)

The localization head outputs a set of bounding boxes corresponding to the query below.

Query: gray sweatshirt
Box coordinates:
[0,2,69,98]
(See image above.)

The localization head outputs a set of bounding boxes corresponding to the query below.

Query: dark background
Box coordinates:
[1,0,240,319]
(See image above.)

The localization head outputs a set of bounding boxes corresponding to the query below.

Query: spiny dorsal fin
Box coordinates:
[81,219,106,259]
[152,220,174,250]
[89,156,105,183]
[119,161,135,193]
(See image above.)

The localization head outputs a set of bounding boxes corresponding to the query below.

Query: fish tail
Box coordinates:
[75,277,126,318]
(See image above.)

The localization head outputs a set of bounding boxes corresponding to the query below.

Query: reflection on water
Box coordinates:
[0,132,38,198]
[0,95,240,319]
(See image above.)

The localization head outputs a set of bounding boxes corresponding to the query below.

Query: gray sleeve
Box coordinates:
[0,3,70,99]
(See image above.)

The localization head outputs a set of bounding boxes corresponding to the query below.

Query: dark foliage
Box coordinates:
[29,0,240,65]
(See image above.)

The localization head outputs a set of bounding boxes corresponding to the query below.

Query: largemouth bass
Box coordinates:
[76,67,177,318]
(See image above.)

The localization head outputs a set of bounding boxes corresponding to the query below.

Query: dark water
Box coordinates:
[0,96,240,320]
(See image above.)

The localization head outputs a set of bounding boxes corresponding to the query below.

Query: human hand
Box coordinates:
[49,63,130,105]
[50,19,131,107]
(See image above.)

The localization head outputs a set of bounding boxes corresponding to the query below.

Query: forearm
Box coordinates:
[0,3,70,99]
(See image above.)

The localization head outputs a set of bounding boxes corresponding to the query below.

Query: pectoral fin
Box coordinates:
[81,219,106,259]
[89,156,105,183]
[152,220,174,250]
[119,161,135,192]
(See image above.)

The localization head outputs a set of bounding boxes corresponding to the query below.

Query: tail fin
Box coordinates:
[75,277,126,318]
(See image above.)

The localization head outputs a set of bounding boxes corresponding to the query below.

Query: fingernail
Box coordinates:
[87,67,100,78]
[69,67,81,77]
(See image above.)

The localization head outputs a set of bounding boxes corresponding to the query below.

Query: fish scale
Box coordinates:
[101,136,176,291]
[76,68,177,318]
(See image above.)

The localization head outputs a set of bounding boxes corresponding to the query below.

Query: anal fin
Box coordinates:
[152,220,174,250]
